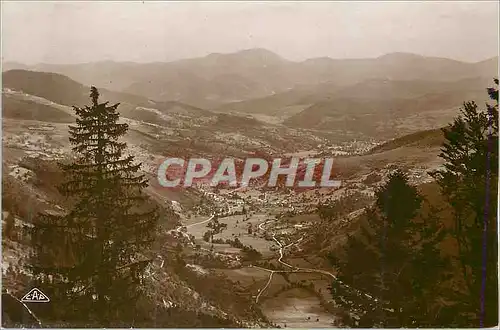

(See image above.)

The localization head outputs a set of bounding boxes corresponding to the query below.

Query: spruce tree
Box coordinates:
[29,87,159,326]
[375,169,423,229]
[430,79,498,326]
[328,169,446,327]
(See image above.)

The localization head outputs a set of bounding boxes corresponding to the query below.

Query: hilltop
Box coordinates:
[367,127,445,154]
[4,50,497,108]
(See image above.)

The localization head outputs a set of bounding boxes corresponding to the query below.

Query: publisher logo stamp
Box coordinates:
[21,288,50,303]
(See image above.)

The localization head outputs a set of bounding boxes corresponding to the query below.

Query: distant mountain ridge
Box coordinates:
[281,77,494,135]
[2,69,211,124]
[4,49,497,108]
[216,76,494,116]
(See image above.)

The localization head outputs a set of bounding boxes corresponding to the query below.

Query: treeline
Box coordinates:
[202,234,262,262]
[324,79,498,327]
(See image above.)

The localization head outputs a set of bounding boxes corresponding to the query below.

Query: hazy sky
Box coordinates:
[2,1,499,64]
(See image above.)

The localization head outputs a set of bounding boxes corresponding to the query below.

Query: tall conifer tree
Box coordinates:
[328,169,446,327]
[29,87,159,326]
[430,79,498,326]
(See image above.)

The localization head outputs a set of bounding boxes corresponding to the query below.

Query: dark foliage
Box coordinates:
[328,170,448,327]
[27,87,160,325]
[430,78,498,326]
[328,79,499,327]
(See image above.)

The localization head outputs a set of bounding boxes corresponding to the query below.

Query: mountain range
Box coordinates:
[3,49,497,109]
[2,48,498,328]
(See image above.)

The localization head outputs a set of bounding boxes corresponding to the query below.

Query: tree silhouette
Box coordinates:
[328,169,447,327]
[29,87,159,326]
[430,79,498,327]
[375,169,422,228]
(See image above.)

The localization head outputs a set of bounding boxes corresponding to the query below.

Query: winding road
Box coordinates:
[173,214,215,248]
[151,187,384,311]
[252,219,381,306]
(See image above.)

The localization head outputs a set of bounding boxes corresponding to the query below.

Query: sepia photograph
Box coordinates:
[1,1,498,328]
